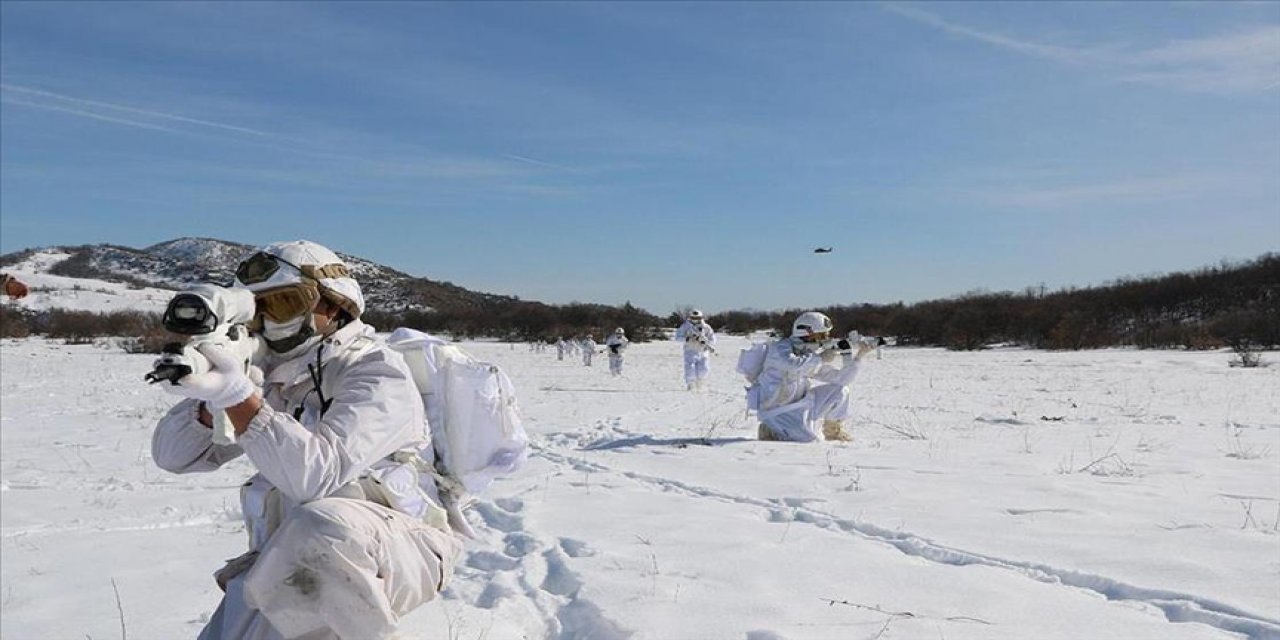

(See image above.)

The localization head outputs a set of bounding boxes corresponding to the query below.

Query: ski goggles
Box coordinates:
[236,252,351,286]
[253,283,322,324]
[799,331,831,343]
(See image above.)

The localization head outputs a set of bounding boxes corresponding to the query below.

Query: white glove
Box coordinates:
[161,343,256,409]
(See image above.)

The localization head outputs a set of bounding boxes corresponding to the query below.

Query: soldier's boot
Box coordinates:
[823,420,853,442]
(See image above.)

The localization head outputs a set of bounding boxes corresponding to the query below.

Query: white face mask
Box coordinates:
[261,315,320,355]
[262,315,306,341]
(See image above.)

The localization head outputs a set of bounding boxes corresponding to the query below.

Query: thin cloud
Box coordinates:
[502,153,579,173]
[1,97,179,133]
[883,4,1280,94]
[0,83,284,138]
[498,183,585,199]
[1,83,540,184]
[1122,26,1280,93]
[974,174,1229,209]
[882,3,1098,65]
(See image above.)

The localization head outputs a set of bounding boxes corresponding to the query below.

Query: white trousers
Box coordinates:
[608,354,623,375]
[759,384,853,442]
[682,350,709,385]
[199,498,462,640]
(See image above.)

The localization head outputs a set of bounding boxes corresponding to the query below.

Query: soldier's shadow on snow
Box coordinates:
[582,435,755,451]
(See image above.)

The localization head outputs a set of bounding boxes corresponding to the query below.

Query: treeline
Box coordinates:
[0,299,666,346]
[363,301,665,342]
[707,254,1280,350]
[3,254,1275,352]
[0,306,168,351]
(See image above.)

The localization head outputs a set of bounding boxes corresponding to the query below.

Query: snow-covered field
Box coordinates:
[2,336,1278,640]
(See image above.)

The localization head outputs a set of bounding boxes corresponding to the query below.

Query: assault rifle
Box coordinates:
[146,284,261,445]
[684,325,716,354]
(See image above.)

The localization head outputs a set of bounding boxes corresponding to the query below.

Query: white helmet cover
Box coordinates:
[792,311,834,338]
[689,309,704,320]
[235,240,365,319]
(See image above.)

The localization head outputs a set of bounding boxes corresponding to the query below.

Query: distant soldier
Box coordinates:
[754,311,873,442]
[581,334,596,367]
[674,309,716,390]
[556,337,567,361]
[605,327,629,376]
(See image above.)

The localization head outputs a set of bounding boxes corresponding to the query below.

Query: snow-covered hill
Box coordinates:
[0,238,518,315]
[0,250,176,314]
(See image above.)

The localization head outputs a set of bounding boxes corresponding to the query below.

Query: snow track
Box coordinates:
[448,497,632,640]
[535,443,1280,640]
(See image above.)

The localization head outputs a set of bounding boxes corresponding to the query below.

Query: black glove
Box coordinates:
[836,339,852,354]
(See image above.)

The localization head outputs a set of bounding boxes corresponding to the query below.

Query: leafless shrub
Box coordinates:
[819,597,992,636]
[865,409,928,440]
[0,306,32,338]
[1224,431,1271,460]
[111,577,128,640]
[7,309,165,349]
[1076,453,1135,477]
[1058,437,1136,477]
[1021,427,1036,454]
[119,325,172,354]
[1237,500,1263,531]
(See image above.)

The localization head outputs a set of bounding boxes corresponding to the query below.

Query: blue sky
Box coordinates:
[2,2,1277,314]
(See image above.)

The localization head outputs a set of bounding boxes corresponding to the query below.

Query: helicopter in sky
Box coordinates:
[813,247,834,254]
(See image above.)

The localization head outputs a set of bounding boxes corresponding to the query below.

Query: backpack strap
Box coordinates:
[291,334,381,420]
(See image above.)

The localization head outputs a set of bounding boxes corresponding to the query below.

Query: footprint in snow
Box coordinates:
[472,501,523,534]
[466,549,521,572]
[558,538,595,558]
[540,547,584,597]
[474,572,518,609]
[503,532,540,558]
[494,496,524,513]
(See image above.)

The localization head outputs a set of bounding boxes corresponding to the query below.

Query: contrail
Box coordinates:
[0,83,282,138]
[1,97,179,133]
[502,153,576,172]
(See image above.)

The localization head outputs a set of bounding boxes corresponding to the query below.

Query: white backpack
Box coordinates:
[736,342,768,383]
[385,328,528,497]
[736,342,769,411]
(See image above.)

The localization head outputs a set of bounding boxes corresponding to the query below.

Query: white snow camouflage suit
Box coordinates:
[674,320,716,387]
[605,333,629,375]
[755,336,861,442]
[152,320,463,640]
